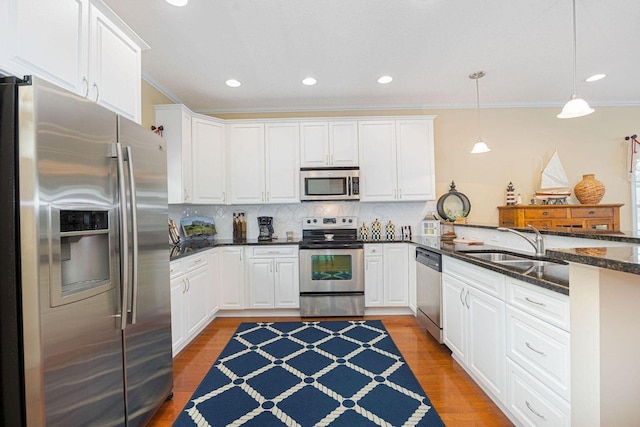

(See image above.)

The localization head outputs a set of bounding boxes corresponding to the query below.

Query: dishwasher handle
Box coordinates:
[416,247,442,272]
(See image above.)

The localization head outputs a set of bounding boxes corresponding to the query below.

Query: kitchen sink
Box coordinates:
[456,250,567,266]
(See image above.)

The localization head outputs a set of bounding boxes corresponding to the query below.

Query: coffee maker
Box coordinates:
[257,216,274,241]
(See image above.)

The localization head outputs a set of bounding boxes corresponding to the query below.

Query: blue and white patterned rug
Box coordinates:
[173,320,445,426]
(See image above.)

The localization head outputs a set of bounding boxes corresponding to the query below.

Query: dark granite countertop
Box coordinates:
[407,238,571,295]
[453,222,640,244]
[547,246,640,276]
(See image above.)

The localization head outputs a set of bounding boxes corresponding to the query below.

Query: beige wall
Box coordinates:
[141,79,174,130]
[142,82,637,229]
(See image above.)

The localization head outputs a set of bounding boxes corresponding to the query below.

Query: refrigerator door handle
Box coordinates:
[125,146,139,325]
[115,142,129,330]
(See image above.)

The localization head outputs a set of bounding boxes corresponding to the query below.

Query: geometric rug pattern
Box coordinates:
[173,320,445,426]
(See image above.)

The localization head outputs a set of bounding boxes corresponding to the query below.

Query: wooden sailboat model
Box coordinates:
[535,151,571,203]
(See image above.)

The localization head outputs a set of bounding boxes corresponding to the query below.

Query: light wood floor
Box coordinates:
[147,316,514,426]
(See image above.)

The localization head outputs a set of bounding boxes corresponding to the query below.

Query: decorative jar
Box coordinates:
[574,174,605,204]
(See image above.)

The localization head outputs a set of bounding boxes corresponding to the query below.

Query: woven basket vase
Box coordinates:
[574,174,605,204]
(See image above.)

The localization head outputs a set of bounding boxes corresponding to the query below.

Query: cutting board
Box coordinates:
[452,238,484,245]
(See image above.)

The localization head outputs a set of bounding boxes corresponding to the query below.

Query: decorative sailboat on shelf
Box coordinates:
[535,151,571,204]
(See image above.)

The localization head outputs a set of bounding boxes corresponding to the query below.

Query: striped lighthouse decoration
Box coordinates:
[506,182,516,206]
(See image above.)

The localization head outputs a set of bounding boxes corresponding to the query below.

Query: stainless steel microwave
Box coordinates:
[300,167,359,201]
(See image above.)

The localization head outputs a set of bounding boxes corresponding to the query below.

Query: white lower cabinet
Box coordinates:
[443,256,572,426]
[442,257,506,404]
[246,246,299,309]
[506,278,571,427]
[364,243,409,307]
[170,251,213,356]
[219,247,245,309]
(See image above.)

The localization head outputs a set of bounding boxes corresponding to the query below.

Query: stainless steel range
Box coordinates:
[299,216,364,317]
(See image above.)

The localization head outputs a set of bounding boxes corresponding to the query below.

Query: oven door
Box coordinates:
[299,247,364,293]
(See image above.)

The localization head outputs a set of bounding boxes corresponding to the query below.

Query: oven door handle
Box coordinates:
[299,243,364,250]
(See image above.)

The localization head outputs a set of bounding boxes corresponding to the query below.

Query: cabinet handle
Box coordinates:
[399,188,402,199]
[524,297,546,307]
[82,77,89,97]
[465,290,470,308]
[326,154,329,165]
[525,341,546,356]
[365,260,369,271]
[542,211,549,215]
[270,261,273,273]
[223,191,226,202]
[525,401,546,420]
[588,210,595,215]
[459,288,465,306]
[275,262,278,273]
[262,191,265,202]
[330,153,334,165]
[267,191,270,201]
[182,278,188,294]
[393,189,397,199]
[239,251,243,261]
[93,83,99,102]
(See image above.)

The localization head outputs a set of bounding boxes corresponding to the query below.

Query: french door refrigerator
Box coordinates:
[0,76,173,426]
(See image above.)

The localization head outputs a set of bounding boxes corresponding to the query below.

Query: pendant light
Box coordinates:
[469,71,490,154]
[557,0,594,119]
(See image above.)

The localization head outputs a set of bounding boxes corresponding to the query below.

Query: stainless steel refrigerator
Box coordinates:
[0,76,173,426]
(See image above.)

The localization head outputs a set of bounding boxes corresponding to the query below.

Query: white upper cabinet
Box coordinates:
[155,104,226,204]
[359,118,435,202]
[1,0,146,123]
[155,105,193,204]
[265,122,300,203]
[191,117,226,204]
[227,121,300,204]
[227,123,266,204]
[300,121,358,167]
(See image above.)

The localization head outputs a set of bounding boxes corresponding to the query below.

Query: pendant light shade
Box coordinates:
[469,71,490,154]
[558,0,594,119]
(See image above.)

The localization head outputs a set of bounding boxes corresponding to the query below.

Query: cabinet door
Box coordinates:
[442,274,467,361]
[265,123,300,203]
[274,258,299,308]
[219,248,245,309]
[207,250,220,316]
[467,287,506,404]
[2,0,88,94]
[227,123,265,204]
[329,121,359,166]
[247,259,275,308]
[155,106,192,203]
[170,276,186,355]
[88,4,141,122]
[300,122,329,167]
[395,120,435,201]
[364,256,384,307]
[192,117,226,204]
[383,244,409,306]
[185,266,209,337]
[358,121,397,201]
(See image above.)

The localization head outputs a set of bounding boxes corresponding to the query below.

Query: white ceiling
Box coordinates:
[103,0,640,114]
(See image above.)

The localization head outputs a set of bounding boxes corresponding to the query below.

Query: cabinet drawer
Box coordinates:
[524,209,567,219]
[507,278,570,331]
[506,307,570,401]
[507,359,570,427]
[364,244,383,256]
[443,257,505,299]
[570,207,613,218]
[249,245,298,258]
[170,259,185,279]
[185,254,208,272]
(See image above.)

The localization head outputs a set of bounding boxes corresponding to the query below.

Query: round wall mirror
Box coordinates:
[437,181,471,222]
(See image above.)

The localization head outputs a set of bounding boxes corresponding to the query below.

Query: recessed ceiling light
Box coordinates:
[302,77,317,86]
[165,0,188,6]
[225,79,241,88]
[377,76,393,84]
[585,74,606,82]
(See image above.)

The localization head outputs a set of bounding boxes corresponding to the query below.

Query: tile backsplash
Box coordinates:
[170,201,437,240]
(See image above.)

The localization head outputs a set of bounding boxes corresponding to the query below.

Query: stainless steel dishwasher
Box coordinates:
[415,247,443,343]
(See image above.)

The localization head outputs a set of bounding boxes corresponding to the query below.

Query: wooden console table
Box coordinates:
[498,204,623,231]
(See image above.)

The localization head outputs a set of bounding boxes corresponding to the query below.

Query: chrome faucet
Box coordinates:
[497,224,545,257]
